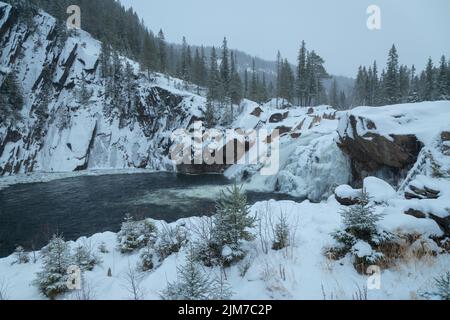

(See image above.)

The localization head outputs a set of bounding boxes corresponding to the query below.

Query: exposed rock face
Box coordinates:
[175,137,249,174]
[250,107,263,117]
[338,114,423,185]
[0,3,207,175]
[269,112,289,123]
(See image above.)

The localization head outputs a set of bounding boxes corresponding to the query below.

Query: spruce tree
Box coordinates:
[220,37,230,98]
[157,29,167,73]
[276,51,282,107]
[329,79,339,108]
[424,57,436,101]
[35,235,72,299]
[244,69,249,99]
[370,61,379,106]
[229,51,243,106]
[250,59,258,102]
[383,45,400,104]
[208,46,222,101]
[203,96,216,129]
[180,36,190,82]
[210,183,256,266]
[296,41,308,106]
[437,55,449,100]
[399,65,410,103]
[0,72,24,126]
[162,248,215,300]
[339,90,347,110]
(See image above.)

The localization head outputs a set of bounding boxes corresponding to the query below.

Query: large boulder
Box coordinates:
[363,177,397,203]
[337,102,450,185]
[334,184,361,205]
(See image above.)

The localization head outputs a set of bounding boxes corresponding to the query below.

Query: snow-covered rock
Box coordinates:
[363,176,396,203]
[0,2,207,175]
[334,184,361,205]
[337,101,450,185]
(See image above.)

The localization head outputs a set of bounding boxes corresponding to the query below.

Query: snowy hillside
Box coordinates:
[0,2,207,174]
[1,0,450,302]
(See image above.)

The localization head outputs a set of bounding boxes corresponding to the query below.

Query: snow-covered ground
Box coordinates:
[1,193,448,300]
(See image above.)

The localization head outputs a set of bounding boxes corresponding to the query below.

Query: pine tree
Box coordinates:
[447,57,450,97]
[0,72,24,126]
[244,69,249,99]
[73,244,100,272]
[117,214,157,253]
[272,214,290,251]
[203,96,216,129]
[210,183,256,266]
[220,37,230,98]
[229,51,243,106]
[34,235,72,299]
[99,42,112,79]
[193,48,202,94]
[407,65,421,102]
[258,73,268,103]
[276,51,282,107]
[329,79,339,108]
[279,59,294,104]
[208,46,222,101]
[383,45,400,104]
[424,57,436,101]
[339,90,347,110]
[296,41,308,106]
[354,66,368,106]
[437,55,449,100]
[157,29,167,73]
[370,61,379,106]
[180,36,190,82]
[339,190,384,242]
[162,248,215,300]
[250,59,258,102]
[399,65,410,103]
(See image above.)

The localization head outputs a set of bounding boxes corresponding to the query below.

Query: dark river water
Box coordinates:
[0,172,301,257]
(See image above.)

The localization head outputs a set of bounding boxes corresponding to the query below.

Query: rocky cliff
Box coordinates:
[0,2,207,175]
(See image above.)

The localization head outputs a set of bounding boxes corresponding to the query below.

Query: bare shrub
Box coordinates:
[70,276,97,300]
[122,262,145,300]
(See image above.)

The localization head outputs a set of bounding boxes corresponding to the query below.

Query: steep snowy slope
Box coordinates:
[0,2,206,175]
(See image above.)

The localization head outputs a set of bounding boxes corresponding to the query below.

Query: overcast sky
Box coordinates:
[119,0,450,77]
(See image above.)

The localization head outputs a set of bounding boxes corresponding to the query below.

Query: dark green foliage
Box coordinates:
[198,183,256,267]
[353,45,449,107]
[162,247,232,300]
[0,72,24,126]
[272,213,290,251]
[117,214,158,254]
[328,190,390,272]
[34,235,72,299]
[72,244,101,271]
[154,224,188,261]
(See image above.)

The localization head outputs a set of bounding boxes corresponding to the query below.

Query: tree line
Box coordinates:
[352,45,450,106]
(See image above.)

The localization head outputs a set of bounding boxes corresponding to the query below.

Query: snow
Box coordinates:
[338,101,450,146]
[363,177,397,203]
[335,184,361,200]
[352,241,374,258]
[1,198,448,300]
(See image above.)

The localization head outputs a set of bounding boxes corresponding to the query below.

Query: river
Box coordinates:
[0,172,301,257]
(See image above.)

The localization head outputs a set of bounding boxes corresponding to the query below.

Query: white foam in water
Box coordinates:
[129,184,231,208]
